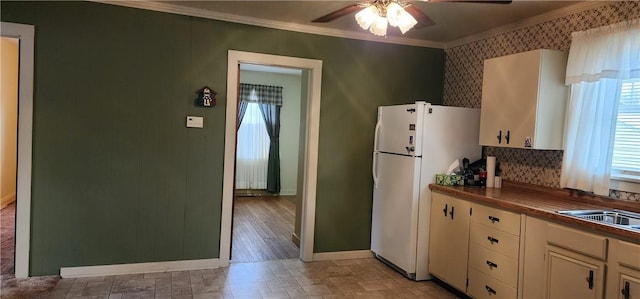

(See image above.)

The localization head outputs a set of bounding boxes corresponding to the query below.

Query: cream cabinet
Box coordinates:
[428,192,471,292]
[546,223,607,299]
[608,240,640,299]
[546,245,606,299]
[467,203,521,299]
[479,49,569,149]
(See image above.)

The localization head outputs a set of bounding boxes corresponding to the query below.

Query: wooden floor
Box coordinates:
[232,195,300,263]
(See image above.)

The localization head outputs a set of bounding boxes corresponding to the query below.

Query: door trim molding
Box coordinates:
[1,22,35,278]
[221,50,322,265]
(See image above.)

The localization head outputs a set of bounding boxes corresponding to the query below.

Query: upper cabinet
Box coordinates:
[479,49,569,149]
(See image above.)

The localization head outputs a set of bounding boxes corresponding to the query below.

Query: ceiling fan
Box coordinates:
[312,0,512,36]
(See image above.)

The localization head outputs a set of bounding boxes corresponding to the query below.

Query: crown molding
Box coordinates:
[444,1,612,49]
[92,1,447,49]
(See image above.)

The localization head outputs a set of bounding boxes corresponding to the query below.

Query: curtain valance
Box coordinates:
[565,18,640,84]
[239,83,283,106]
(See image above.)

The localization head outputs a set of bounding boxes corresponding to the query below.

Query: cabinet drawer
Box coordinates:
[547,223,607,260]
[471,203,521,235]
[470,223,520,260]
[468,267,517,299]
[469,243,519,287]
[618,240,640,269]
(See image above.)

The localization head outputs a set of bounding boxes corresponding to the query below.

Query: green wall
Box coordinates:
[1,1,445,275]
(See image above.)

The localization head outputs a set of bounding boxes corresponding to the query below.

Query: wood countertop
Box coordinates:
[429,181,640,243]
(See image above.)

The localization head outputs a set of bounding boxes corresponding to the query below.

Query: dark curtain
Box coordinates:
[237,100,248,130]
[259,103,281,193]
[238,83,283,193]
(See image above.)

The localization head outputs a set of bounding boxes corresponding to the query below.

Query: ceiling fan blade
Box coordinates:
[312,4,363,23]
[425,0,512,4]
[403,4,435,29]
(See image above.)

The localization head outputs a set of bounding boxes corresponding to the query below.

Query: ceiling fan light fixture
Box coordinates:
[355,5,379,30]
[369,15,388,36]
[396,10,417,34]
[385,2,404,27]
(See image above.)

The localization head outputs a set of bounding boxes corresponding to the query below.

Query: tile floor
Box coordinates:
[1,201,16,275]
[1,258,460,299]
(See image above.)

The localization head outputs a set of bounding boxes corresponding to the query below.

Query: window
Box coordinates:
[611,78,640,192]
[236,102,270,189]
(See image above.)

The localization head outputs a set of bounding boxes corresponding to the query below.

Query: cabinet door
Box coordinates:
[479,51,539,147]
[547,246,605,299]
[429,192,470,292]
[618,268,640,299]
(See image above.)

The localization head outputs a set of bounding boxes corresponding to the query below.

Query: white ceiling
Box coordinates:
[104,1,609,48]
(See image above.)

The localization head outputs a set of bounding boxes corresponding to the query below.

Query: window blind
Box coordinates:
[612,78,640,179]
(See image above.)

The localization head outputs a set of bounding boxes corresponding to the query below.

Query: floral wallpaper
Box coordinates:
[443,1,640,201]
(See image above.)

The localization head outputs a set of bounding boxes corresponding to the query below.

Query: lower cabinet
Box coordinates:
[428,192,470,292]
[429,192,640,299]
[608,240,640,299]
[546,245,606,299]
[617,267,640,299]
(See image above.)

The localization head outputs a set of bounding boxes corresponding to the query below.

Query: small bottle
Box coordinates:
[462,158,474,186]
[479,170,487,187]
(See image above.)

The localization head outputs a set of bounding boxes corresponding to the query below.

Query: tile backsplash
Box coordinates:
[443,1,640,201]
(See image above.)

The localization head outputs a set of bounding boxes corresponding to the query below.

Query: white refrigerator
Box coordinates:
[371,101,481,281]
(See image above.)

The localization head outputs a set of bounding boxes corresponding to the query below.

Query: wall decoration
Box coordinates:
[443,1,640,201]
[196,86,216,107]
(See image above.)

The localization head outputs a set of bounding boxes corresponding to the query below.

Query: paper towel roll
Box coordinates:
[486,156,496,187]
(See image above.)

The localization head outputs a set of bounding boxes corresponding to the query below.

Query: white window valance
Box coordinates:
[565,18,640,85]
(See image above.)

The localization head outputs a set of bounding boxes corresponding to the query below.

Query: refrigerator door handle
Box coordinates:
[372,119,381,188]
[373,120,381,152]
[372,152,379,188]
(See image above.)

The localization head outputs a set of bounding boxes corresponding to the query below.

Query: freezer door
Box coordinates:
[371,153,421,275]
[374,102,425,156]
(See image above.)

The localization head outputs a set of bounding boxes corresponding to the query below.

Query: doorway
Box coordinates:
[220,51,322,266]
[0,22,35,278]
[232,64,303,262]
[1,36,19,276]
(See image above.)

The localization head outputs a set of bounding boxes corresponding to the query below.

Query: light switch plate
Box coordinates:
[186,116,204,128]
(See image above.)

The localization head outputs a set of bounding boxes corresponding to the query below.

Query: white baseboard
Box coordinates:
[1,193,16,209]
[312,250,373,261]
[279,189,296,196]
[60,258,220,278]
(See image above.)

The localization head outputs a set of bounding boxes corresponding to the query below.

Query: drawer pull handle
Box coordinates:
[488,236,499,244]
[443,204,448,217]
[486,260,498,269]
[622,281,630,299]
[485,285,497,295]
[488,216,500,223]
[450,206,455,219]
[587,270,594,290]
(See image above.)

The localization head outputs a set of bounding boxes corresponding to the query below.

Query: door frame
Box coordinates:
[1,22,35,278]
[220,50,322,266]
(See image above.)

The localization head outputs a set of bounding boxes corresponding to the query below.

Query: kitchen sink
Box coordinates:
[557,209,640,230]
